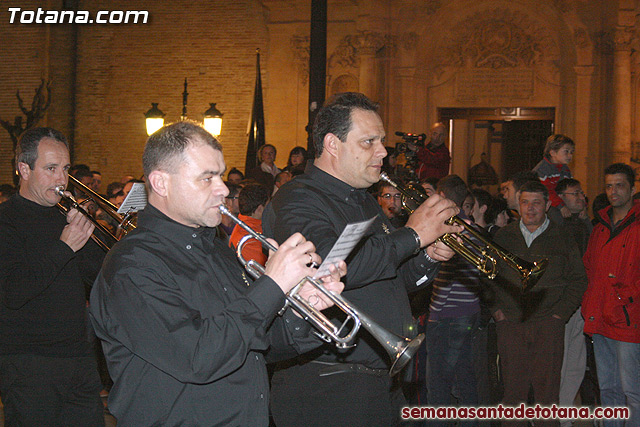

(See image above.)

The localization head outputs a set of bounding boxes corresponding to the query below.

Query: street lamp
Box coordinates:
[144,103,165,136]
[203,103,224,137]
[145,78,223,136]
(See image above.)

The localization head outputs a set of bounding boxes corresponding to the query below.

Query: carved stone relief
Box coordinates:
[573,27,591,50]
[330,74,359,96]
[290,35,310,85]
[437,10,552,70]
[326,30,394,90]
[614,26,636,51]
[431,8,560,100]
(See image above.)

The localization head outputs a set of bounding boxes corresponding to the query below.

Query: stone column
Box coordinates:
[612,27,633,164]
[354,31,385,100]
[395,67,417,129]
[573,65,595,189]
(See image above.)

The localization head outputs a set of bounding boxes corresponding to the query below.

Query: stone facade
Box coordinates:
[1,0,639,200]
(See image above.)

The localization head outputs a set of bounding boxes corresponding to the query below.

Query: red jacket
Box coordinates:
[416,143,451,181]
[582,200,640,343]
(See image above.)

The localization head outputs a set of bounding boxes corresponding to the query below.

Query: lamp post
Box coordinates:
[145,78,223,136]
[144,103,165,136]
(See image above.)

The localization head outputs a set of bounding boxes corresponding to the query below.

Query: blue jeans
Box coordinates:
[426,313,479,427]
[592,334,640,427]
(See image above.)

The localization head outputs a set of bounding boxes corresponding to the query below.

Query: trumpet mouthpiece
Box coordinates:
[54,186,65,196]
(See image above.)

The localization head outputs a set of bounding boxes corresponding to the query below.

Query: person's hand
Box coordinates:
[264,233,321,295]
[493,309,507,322]
[405,194,463,248]
[425,240,456,261]
[295,261,347,312]
[59,208,95,252]
[560,205,571,218]
[578,207,589,220]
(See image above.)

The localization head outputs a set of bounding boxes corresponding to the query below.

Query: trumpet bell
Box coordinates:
[390,334,425,377]
[522,258,548,293]
[379,172,548,292]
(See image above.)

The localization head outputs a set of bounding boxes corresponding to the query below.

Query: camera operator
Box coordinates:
[409,122,451,181]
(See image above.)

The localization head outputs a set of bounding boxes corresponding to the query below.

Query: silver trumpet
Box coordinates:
[220,205,424,376]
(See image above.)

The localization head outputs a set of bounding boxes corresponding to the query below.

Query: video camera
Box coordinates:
[394,131,426,155]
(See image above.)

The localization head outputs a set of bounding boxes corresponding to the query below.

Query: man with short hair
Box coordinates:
[90,170,102,193]
[89,121,345,426]
[415,122,451,181]
[218,182,241,240]
[264,92,461,427]
[376,180,405,228]
[229,183,271,265]
[555,177,592,425]
[227,167,244,185]
[500,170,539,212]
[273,170,292,195]
[426,175,482,422]
[0,127,104,426]
[488,180,587,426]
[582,163,640,427]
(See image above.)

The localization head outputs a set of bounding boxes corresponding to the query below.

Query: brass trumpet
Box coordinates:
[379,172,547,292]
[55,175,137,251]
[220,205,423,376]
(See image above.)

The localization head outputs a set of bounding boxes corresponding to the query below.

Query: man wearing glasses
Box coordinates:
[556,178,592,426]
[376,179,406,227]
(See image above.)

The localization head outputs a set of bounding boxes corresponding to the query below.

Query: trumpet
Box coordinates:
[379,172,547,292]
[220,205,424,376]
[55,175,137,251]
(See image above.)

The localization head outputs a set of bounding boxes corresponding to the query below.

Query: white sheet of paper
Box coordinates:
[313,216,376,279]
[117,183,147,214]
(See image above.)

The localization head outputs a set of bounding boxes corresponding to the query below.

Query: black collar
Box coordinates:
[137,203,217,247]
[306,164,369,204]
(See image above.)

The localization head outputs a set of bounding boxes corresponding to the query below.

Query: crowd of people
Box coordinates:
[0,91,638,427]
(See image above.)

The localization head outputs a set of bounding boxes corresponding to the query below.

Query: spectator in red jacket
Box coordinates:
[415,122,451,181]
[229,183,271,266]
[582,163,640,427]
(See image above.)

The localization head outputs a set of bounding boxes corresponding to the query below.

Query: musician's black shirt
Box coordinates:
[90,203,320,426]
[263,164,440,369]
[0,194,102,357]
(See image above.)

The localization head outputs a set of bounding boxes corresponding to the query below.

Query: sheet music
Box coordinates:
[117,183,147,214]
[313,216,376,279]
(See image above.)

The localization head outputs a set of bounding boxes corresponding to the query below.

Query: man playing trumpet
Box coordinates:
[0,127,105,426]
[89,121,345,426]
[264,92,462,427]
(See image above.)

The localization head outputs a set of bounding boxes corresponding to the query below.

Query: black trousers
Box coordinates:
[0,354,104,427]
[270,361,404,427]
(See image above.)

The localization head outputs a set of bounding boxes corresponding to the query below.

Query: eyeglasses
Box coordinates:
[380,193,402,200]
[561,191,585,197]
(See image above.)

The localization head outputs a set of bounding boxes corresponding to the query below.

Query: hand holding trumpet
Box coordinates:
[263,233,345,312]
[405,193,463,248]
[57,186,96,252]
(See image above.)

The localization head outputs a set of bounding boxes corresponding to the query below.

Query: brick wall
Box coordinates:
[0,0,270,189]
